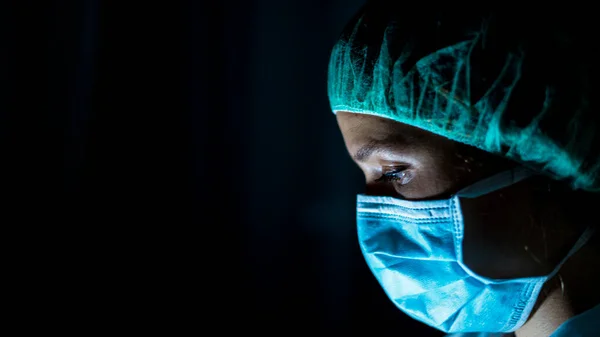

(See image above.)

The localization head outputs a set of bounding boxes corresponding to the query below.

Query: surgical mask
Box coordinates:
[357,166,595,333]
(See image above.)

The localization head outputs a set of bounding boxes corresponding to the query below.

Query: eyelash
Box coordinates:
[375,168,409,184]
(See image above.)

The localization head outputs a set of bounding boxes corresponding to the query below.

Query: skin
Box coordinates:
[336,111,600,337]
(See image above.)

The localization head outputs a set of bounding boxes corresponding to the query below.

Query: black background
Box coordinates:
[2,1,442,334]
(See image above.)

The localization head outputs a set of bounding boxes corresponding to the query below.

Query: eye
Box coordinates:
[375,166,413,186]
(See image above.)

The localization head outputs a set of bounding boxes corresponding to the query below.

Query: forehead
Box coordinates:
[335,111,439,146]
[336,112,399,138]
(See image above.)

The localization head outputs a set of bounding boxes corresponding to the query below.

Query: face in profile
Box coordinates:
[330,3,600,333]
[336,111,584,280]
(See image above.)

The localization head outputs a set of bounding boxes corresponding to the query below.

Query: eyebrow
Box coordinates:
[353,136,404,163]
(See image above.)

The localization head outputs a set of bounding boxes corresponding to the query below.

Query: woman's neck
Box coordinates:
[515,284,573,337]
[516,242,600,337]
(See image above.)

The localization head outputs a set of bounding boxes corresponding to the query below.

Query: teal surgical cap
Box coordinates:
[328,3,600,192]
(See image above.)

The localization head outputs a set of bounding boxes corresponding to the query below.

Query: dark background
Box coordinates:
[3,1,441,334]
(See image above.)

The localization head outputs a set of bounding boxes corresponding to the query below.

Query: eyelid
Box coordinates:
[382,166,408,174]
[376,167,413,185]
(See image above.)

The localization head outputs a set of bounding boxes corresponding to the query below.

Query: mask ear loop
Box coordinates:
[547,226,596,280]
[457,166,538,199]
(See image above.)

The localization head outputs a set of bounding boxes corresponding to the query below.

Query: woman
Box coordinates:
[327,2,599,336]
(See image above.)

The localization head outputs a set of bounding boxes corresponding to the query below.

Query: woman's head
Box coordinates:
[329,3,600,332]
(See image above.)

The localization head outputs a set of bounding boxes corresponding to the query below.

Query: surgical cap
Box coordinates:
[328,3,600,192]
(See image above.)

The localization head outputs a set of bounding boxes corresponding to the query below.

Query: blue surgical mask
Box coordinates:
[357,167,595,334]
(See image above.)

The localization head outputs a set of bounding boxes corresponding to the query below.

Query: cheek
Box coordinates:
[403,148,465,200]
[365,182,400,197]
[459,191,550,279]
